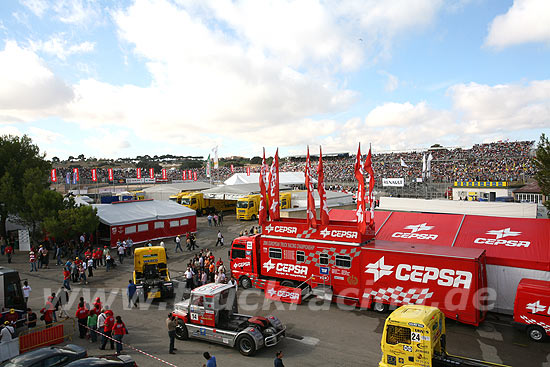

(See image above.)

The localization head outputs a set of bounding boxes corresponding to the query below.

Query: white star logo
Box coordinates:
[365,256,394,282]
[263,260,276,272]
[404,223,434,233]
[486,228,521,239]
[265,224,274,233]
[526,300,546,314]
[267,288,277,297]
[320,228,331,238]
[270,200,279,212]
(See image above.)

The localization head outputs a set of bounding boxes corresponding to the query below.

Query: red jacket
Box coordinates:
[40,308,53,322]
[104,315,115,332]
[113,322,127,336]
[75,306,89,320]
[63,270,70,280]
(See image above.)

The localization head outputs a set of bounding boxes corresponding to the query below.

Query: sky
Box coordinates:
[0,0,549,160]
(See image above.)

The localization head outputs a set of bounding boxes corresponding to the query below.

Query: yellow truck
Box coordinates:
[379,305,509,367]
[129,190,145,200]
[236,192,291,220]
[176,191,236,216]
[169,191,186,204]
[133,246,174,300]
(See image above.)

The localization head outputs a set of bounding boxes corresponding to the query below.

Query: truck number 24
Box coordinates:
[411,332,421,342]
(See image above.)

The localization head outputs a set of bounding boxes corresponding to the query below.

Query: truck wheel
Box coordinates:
[239,276,252,289]
[373,302,389,313]
[236,334,256,356]
[527,325,546,342]
[175,320,188,340]
[280,280,294,287]
[251,214,257,221]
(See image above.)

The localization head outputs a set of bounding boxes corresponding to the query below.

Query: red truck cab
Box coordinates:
[514,278,550,341]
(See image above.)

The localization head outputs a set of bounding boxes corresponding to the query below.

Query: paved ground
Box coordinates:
[6,215,550,367]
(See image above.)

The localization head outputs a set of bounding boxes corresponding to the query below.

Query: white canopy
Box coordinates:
[224,172,314,186]
[143,182,214,201]
[93,200,195,226]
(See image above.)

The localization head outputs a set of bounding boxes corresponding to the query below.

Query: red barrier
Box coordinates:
[19,324,64,353]
[265,283,303,304]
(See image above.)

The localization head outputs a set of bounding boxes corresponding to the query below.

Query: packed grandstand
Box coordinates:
[53,140,536,184]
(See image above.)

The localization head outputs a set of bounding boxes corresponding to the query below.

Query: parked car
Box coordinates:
[1,345,87,367]
[64,355,137,367]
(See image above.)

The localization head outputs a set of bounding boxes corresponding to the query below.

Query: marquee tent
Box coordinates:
[143,182,214,201]
[93,200,196,247]
[224,172,314,186]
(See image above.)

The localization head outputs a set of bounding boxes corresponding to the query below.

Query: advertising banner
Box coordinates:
[108,168,114,181]
[382,178,404,187]
[91,168,97,182]
[265,282,303,304]
[50,169,57,182]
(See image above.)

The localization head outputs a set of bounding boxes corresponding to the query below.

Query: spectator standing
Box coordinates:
[29,250,38,272]
[87,257,94,277]
[112,316,128,355]
[63,268,71,291]
[207,214,213,226]
[166,314,177,354]
[5,244,13,264]
[56,245,62,266]
[203,352,217,367]
[274,351,285,367]
[41,247,49,269]
[0,322,14,342]
[87,309,98,343]
[185,267,194,289]
[22,281,31,304]
[100,310,115,350]
[117,244,124,264]
[26,308,37,329]
[75,302,89,338]
[127,280,137,308]
[213,214,218,227]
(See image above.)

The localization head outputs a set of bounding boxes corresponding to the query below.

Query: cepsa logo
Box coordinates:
[320,228,358,239]
[267,288,300,300]
[263,260,308,276]
[232,261,250,268]
[365,256,472,289]
[392,223,438,241]
[474,228,530,248]
[265,224,297,234]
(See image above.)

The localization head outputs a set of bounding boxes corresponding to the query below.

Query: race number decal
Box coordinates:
[191,313,198,321]
[412,332,421,343]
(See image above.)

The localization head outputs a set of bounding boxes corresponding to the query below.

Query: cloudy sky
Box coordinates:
[0,0,549,159]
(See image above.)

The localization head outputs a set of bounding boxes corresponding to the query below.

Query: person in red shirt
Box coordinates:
[112,316,128,354]
[5,244,13,264]
[93,297,102,311]
[100,310,115,350]
[5,309,18,325]
[63,269,71,290]
[29,250,38,272]
[75,302,89,338]
[40,298,54,328]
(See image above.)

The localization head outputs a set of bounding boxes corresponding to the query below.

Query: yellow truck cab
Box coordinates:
[179,192,236,216]
[236,192,291,220]
[169,192,186,204]
[130,190,145,200]
[380,305,509,367]
[133,246,174,300]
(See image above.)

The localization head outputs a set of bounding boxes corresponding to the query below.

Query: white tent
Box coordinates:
[143,182,214,201]
[224,172,314,186]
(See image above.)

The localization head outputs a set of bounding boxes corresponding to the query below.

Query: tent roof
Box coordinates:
[143,182,213,193]
[224,172,314,185]
[202,183,290,200]
[93,200,195,226]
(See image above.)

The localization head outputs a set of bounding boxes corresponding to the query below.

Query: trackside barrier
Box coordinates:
[19,318,75,353]
[0,338,19,362]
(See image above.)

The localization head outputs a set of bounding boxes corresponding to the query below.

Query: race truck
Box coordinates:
[133,246,174,300]
[230,217,488,326]
[379,305,509,367]
[236,192,291,220]
[171,283,286,356]
[177,192,236,216]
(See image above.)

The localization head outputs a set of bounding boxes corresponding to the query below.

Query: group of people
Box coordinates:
[206,212,223,227]
[183,249,236,289]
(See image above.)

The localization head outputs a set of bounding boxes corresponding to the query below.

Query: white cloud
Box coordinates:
[28,126,62,145]
[83,130,131,157]
[30,35,95,60]
[53,0,100,25]
[485,0,550,48]
[379,70,399,92]
[0,125,22,136]
[20,0,48,17]
[0,41,74,113]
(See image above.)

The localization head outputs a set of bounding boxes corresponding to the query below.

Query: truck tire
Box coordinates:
[236,334,256,356]
[373,302,389,313]
[280,280,294,287]
[527,325,546,342]
[175,320,188,340]
[239,276,252,289]
[251,214,257,221]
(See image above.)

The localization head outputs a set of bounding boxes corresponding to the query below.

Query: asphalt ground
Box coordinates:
[6,214,550,367]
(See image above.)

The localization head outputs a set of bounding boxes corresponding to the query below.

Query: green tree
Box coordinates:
[43,205,99,242]
[250,156,262,164]
[0,135,50,238]
[180,159,203,169]
[136,160,162,172]
[534,133,550,216]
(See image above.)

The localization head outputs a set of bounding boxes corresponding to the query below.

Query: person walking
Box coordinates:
[56,245,62,266]
[5,244,13,264]
[97,309,107,342]
[75,302,89,339]
[87,308,98,343]
[274,351,285,367]
[215,231,223,247]
[87,257,94,277]
[62,268,71,291]
[22,281,31,304]
[112,316,128,355]
[203,352,217,367]
[166,314,177,354]
[26,308,37,329]
[207,214,213,227]
[117,243,125,264]
[175,235,183,253]
[41,247,49,268]
[100,310,115,350]
[102,246,110,267]
[29,249,38,272]
[127,280,137,308]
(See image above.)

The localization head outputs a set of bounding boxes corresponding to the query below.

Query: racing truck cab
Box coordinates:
[171,283,285,356]
[133,246,174,299]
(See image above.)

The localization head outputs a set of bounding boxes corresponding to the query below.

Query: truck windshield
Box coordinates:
[181,198,191,205]
[169,197,177,201]
[386,325,411,345]
[237,201,248,208]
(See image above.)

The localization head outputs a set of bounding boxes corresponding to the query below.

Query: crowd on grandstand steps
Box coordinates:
[53,140,536,185]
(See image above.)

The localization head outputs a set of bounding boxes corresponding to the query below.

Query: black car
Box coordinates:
[1,344,87,367]
[65,355,137,367]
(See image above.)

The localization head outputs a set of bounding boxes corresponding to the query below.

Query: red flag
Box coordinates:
[317,146,329,225]
[259,148,268,226]
[73,168,79,182]
[162,169,167,180]
[193,171,197,181]
[246,167,251,176]
[182,171,187,180]
[230,164,234,173]
[305,146,317,228]
[354,144,366,234]
[268,149,280,221]
[50,169,57,182]
[149,168,154,179]
[136,168,142,179]
[187,170,192,179]
[363,146,375,226]
[91,168,97,182]
[108,168,114,181]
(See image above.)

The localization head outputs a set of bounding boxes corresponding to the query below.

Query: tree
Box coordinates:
[250,156,262,164]
[534,133,550,216]
[43,205,99,243]
[51,156,60,163]
[136,160,162,172]
[180,160,203,169]
[0,135,50,238]
[77,154,85,161]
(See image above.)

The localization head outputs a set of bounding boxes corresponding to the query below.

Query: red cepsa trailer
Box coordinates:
[513,278,550,341]
[230,218,488,326]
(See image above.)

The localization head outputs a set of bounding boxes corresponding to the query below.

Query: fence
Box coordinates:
[18,317,75,353]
